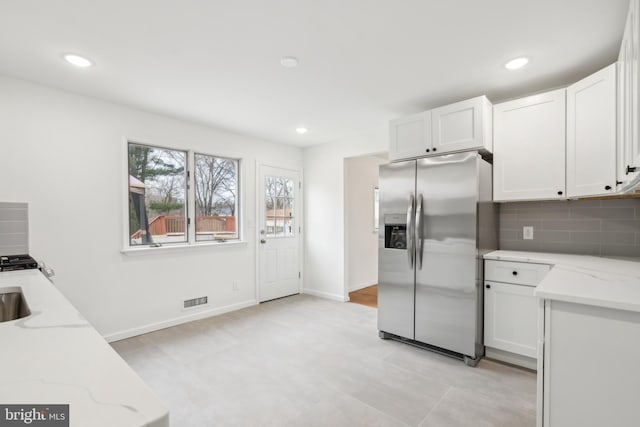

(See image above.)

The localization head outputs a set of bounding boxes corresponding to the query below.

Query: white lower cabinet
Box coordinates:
[484,260,550,369]
[484,281,537,357]
[539,300,640,426]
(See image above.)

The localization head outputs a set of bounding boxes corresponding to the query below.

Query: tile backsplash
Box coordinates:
[499,199,640,257]
[0,202,28,255]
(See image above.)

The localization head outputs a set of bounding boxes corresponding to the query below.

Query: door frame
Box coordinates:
[255,162,303,303]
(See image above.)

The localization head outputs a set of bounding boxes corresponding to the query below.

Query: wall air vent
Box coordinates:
[183,296,208,309]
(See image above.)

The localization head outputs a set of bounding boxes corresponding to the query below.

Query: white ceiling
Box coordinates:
[0,0,629,147]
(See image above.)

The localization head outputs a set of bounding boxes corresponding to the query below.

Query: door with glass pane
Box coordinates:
[258,165,301,302]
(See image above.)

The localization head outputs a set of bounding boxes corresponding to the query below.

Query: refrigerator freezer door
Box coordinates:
[378,160,416,339]
[415,152,479,357]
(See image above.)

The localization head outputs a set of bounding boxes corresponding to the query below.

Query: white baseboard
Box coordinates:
[303,288,348,302]
[348,281,377,292]
[485,347,537,371]
[104,299,258,343]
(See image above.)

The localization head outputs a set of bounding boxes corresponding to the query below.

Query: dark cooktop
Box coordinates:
[0,254,38,272]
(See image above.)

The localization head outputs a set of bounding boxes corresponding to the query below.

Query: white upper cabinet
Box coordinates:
[566,63,617,198]
[431,95,493,154]
[618,0,640,189]
[389,111,432,161]
[493,89,566,201]
[389,95,492,161]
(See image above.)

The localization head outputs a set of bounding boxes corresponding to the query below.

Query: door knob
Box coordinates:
[260,239,267,244]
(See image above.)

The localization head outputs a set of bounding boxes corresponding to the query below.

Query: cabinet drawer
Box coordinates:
[484,260,550,286]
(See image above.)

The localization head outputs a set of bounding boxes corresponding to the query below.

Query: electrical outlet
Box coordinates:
[232,281,239,291]
[523,226,534,240]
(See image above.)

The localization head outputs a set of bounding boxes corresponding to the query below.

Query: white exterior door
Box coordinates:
[258,165,301,302]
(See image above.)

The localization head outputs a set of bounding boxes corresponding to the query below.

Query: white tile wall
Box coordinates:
[499,199,640,257]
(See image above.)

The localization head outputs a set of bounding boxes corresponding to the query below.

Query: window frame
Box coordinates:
[264,175,296,239]
[193,152,241,243]
[122,139,244,254]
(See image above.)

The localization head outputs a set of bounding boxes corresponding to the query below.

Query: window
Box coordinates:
[127,142,241,247]
[128,143,187,246]
[194,153,239,241]
[264,176,294,237]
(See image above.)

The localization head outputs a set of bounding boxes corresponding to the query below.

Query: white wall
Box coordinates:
[345,155,386,292]
[0,75,302,340]
[303,129,388,301]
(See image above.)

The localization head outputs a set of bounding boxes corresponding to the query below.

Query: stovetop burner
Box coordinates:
[0,254,39,272]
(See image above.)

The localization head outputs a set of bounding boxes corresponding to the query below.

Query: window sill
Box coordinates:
[121,240,248,256]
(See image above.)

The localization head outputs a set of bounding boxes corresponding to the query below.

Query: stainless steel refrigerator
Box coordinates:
[378,151,497,366]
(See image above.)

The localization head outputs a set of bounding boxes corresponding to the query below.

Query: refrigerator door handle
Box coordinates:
[406,194,415,269]
[415,194,424,270]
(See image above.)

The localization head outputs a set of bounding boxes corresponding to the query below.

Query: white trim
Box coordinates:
[348,280,378,292]
[303,288,349,302]
[122,136,246,251]
[485,347,537,371]
[104,299,258,342]
[121,240,247,256]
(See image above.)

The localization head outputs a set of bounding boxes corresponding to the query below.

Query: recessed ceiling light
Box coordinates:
[295,127,308,134]
[505,57,529,70]
[281,56,299,68]
[63,53,93,68]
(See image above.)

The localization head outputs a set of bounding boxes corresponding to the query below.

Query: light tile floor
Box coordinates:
[111,295,536,427]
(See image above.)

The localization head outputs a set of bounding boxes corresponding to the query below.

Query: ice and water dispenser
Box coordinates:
[383,213,407,250]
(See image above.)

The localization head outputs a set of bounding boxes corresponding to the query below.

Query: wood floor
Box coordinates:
[349,284,378,308]
[111,294,536,426]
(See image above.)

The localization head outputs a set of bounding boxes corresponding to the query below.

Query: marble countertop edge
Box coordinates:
[484,250,640,313]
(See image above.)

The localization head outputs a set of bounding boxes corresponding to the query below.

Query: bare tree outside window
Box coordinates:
[265,176,294,237]
[194,154,240,241]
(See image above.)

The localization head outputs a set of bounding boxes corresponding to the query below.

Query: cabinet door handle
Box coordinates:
[605,185,612,190]
[557,190,563,196]
[486,284,491,289]
[627,165,638,175]
[425,148,431,153]
[432,147,437,152]
[512,271,518,276]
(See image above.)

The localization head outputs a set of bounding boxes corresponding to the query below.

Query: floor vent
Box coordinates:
[183,296,208,309]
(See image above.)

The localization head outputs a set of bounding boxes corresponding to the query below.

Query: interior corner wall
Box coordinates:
[0,75,303,340]
[345,155,386,292]
[302,129,388,302]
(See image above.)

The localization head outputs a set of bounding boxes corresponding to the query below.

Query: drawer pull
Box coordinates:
[512,271,518,276]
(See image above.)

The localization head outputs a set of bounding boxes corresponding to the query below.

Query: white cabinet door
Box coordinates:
[484,281,537,358]
[493,89,566,201]
[618,0,640,188]
[567,63,617,197]
[618,23,632,186]
[630,0,640,179]
[389,111,432,161]
[431,95,492,154]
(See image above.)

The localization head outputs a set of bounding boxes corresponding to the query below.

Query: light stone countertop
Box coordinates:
[484,250,640,312]
[0,269,169,427]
